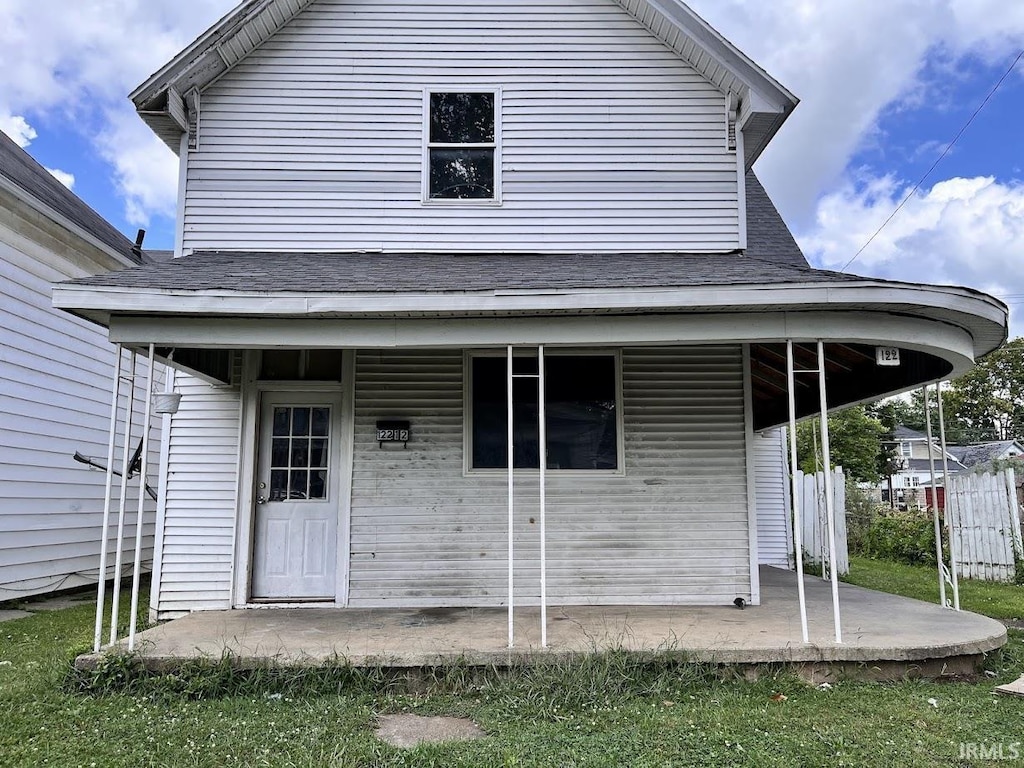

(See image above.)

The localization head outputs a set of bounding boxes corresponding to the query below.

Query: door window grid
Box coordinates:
[269,406,330,501]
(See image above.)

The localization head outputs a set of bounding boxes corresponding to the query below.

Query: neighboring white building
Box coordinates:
[0,130,161,600]
[54,0,1006,622]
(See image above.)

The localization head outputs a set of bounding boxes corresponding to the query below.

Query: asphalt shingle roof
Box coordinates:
[65,171,865,294]
[66,251,859,294]
[947,442,1021,469]
[0,130,140,264]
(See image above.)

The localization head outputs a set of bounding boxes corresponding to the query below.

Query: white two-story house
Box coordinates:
[54,0,1006,622]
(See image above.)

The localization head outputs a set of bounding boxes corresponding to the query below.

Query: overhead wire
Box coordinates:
[840,49,1024,273]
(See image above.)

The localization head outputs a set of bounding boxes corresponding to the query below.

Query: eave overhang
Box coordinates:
[52,279,1007,361]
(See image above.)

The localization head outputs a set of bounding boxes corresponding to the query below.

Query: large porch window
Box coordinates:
[469,352,620,470]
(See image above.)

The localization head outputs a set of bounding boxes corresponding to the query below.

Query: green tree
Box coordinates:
[796,405,886,483]
[944,337,1024,442]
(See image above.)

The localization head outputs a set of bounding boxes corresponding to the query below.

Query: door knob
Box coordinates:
[256,495,268,505]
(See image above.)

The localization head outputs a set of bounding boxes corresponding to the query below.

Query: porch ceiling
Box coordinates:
[750,342,952,430]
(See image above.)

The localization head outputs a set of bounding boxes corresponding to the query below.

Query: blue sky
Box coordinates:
[1,0,1022,335]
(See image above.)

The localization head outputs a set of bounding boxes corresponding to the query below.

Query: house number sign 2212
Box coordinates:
[875,347,901,366]
[376,420,410,446]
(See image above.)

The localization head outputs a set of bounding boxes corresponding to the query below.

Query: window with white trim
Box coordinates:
[469,353,619,470]
[425,91,499,201]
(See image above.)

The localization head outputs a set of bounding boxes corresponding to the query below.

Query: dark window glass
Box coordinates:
[272,407,290,437]
[292,408,310,437]
[428,92,495,200]
[261,350,302,380]
[310,439,329,468]
[472,355,618,470]
[430,93,494,143]
[270,469,288,501]
[303,351,344,381]
[311,408,330,436]
[429,148,494,199]
[271,438,289,467]
[309,470,327,500]
[260,350,343,381]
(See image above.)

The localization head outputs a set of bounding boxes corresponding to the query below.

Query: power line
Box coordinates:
[840,49,1024,274]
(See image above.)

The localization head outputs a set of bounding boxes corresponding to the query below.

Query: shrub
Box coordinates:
[845,483,885,555]
[861,510,939,566]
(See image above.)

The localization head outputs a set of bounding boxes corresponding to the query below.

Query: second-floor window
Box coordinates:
[425,90,500,202]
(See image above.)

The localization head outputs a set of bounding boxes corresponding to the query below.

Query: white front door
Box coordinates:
[252,392,342,600]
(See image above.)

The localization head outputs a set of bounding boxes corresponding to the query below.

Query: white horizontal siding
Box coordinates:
[153,374,240,616]
[185,0,739,253]
[754,428,793,568]
[348,346,750,608]
[0,244,159,600]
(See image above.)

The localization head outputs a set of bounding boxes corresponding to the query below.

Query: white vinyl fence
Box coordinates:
[947,468,1023,582]
[796,467,849,576]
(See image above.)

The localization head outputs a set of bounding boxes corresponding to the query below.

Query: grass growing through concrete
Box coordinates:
[1,582,1022,767]
[845,555,1024,622]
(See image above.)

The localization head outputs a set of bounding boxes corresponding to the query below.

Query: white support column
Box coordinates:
[94,346,123,653]
[923,386,948,608]
[128,345,156,650]
[506,345,515,648]
[109,350,138,645]
[538,345,548,648]
[936,389,961,611]
[816,341,842,644]
[786,342,810,644]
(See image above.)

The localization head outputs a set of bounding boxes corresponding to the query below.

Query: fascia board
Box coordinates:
[628,0,798,111]
[129,0,261,106]
[52,280,1007,321]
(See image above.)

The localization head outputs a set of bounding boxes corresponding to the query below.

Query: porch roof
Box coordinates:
[62,250,851,295]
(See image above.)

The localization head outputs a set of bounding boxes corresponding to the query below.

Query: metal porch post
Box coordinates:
[786,341,810,643]
[936,388,961,610]
[93,346,123,653]
[507,345,515,648]
[816,341,842,644]
[923,386,948,608]
[109,349,138,644]
[538,345,548,648]
[128,344,156,650]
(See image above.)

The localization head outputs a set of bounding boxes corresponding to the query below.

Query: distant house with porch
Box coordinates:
[53,0,1006,627]
[880,425,967,509]
[0,130,160,600]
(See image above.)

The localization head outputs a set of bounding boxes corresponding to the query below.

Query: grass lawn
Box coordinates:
[845,555,1024,622]
[0,580,1021,767]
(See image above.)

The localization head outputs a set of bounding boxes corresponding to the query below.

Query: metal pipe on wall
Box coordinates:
[538,345,548,648]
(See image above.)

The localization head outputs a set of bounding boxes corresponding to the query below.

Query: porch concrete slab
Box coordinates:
[83,568,1006,671]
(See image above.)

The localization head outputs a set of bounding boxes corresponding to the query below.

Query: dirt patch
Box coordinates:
[374,714,487,748]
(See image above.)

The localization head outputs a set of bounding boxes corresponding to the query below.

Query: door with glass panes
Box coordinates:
[252,392,341,600]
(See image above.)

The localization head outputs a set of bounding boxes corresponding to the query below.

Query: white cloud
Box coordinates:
[95,107,179,227]
[0,113,37,147]
[690,0,1024,227]
[0,0,230,224]
[44,167,75,190]
[799,174,1024,336]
